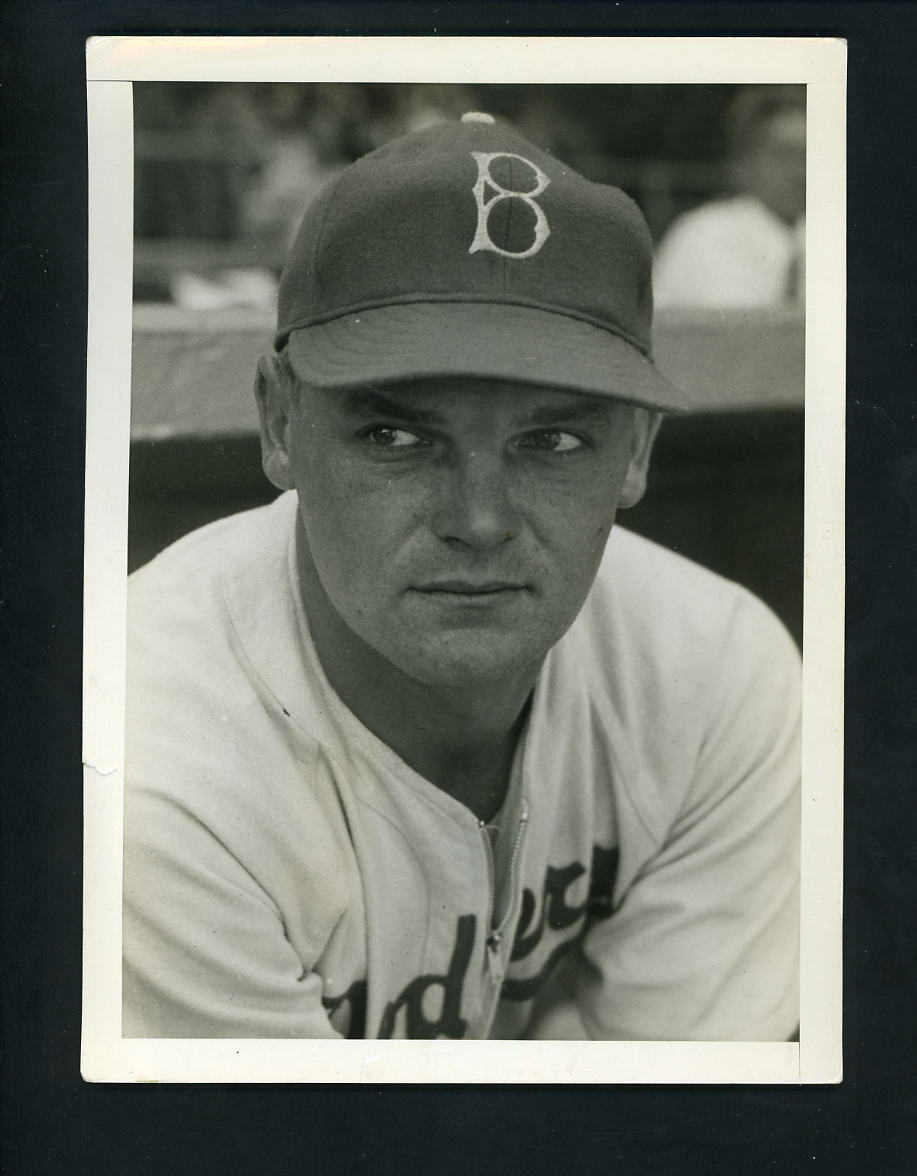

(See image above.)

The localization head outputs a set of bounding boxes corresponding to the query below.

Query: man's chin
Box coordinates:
[383,628,553,694]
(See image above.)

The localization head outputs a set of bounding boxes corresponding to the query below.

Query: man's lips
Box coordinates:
[411,580,528,596]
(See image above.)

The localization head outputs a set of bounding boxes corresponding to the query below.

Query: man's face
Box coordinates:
[260,371,658,692]
[743,109,807,225]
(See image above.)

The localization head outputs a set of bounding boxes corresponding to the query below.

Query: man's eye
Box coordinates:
[365,426,425,448]
[520,430,584,453]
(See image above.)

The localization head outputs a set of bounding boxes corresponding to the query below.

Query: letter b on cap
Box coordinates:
[469,152,551,260]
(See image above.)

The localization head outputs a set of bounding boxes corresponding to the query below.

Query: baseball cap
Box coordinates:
[276,112,689,413]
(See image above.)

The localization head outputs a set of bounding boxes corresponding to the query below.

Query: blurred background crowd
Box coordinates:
[133,81,806,311]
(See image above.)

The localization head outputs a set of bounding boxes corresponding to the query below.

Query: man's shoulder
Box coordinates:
[557,527,799,839]
[666,194,779,236]
[600,524,754,611]
[129,493,292,606]
[125,493,343,861]
[656,195,790,271]
[587,525,798,679]
[126,492,303,743]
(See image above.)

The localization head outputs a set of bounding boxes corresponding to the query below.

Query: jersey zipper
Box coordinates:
[479,818,497,942]
[478,798,530,1016]
[486,798,530,951]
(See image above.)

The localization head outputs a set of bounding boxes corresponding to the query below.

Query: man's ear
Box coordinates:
[619,409,663,509]
[254,353,296,491]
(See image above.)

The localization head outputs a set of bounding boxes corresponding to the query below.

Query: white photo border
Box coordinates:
[83,35,845,1084]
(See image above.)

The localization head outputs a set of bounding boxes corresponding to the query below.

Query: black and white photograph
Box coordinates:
[81,36,845,1083]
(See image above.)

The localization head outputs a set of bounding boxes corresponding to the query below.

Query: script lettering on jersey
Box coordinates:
[322,977,368,1038]
[501,844,618,1002]
[469,152,551,259]
[321,847,618,1037]
[377,913,477,1039]
[321,922,476,1040]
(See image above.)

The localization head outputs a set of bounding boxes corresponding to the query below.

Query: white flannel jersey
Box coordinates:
[123,491,800,1040]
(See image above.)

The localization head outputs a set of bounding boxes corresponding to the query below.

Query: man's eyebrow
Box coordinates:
[339,390,617,427]
[525,400,615,426]
[341,392,440,425]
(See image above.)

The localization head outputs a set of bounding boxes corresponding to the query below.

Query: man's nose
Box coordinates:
[431,451,521,550]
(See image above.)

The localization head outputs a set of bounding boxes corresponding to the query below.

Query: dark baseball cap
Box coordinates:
[276,112,689,413]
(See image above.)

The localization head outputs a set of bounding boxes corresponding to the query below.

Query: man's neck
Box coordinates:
[295,529,536,822]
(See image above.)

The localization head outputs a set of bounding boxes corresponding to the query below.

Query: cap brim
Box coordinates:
[285,302,690,414]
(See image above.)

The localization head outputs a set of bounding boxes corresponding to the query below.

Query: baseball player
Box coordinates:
[123,113,800,1040]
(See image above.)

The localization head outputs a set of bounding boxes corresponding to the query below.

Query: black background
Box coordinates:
[2,3,915,1173]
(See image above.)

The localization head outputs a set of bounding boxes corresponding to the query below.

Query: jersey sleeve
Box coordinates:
[123,783,342,1039]
[533,591,801,1041]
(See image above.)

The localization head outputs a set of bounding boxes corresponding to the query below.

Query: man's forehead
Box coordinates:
[765,109,806,148]
[321,379,634,426]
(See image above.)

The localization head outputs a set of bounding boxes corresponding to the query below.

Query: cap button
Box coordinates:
[461,111,495,124]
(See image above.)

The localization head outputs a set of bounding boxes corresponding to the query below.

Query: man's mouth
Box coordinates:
[411,580,528,601]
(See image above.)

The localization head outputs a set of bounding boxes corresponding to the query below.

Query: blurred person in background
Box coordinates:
[653,86,806,309]
[169,85,355,311]
[168,85,480,311]
[241,84,352,252]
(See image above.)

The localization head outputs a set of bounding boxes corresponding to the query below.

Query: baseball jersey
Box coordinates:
[123,490,800,1040]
